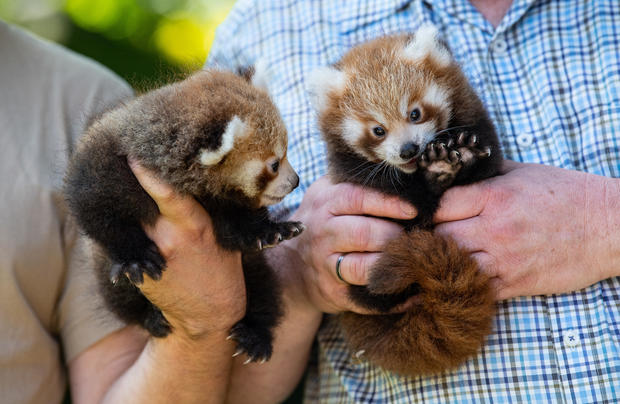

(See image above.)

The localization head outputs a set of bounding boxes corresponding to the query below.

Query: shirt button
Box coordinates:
[563,330,580,348]
[516,133,534,148]
[491,39,508,54]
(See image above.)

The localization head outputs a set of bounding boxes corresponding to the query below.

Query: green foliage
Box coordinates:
[0,0,235,87]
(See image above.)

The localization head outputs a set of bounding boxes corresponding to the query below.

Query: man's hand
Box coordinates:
[129,160,246,339]
[435,160,620,300]
[285,176,417,314]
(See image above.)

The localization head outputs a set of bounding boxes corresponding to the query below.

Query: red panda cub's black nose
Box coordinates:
[400,142,420,160]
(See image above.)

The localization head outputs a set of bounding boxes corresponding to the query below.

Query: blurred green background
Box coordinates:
[0,0,235,89]
[0,1,305,402]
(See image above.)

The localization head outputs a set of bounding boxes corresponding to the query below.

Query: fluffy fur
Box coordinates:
[308,25,502,375]
[65,68,303,362]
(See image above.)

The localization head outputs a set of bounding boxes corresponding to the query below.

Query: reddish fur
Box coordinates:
[312,31,502,376]
[341,230,494,375]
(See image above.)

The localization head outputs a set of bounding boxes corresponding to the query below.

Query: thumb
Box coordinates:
[433,183,488,223]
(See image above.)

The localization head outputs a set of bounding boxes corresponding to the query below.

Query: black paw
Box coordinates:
[143,305,172,337]
[256,221,305,250]
[453,131,492,166]
[228,322,273,364]
[109,243,165,285]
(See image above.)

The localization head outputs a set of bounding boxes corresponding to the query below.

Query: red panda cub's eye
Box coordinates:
[271,160,280,173]
[409,108,421,123]
[372,126,386,138]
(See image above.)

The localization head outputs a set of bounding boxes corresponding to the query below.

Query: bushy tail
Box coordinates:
[340,229,494,376]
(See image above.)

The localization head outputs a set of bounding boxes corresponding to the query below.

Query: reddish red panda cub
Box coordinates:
[308,24,503,376]
[65,68,303,362]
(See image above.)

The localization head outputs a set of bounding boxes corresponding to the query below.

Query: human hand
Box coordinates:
[128,159,246,340]
[283,176,417,314]
[435,160,620,300]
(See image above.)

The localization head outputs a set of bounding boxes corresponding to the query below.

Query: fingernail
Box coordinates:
[400,201,417,217]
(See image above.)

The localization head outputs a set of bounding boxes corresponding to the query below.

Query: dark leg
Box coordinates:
[227,251,283,363]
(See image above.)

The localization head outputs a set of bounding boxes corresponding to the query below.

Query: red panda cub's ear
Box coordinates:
[237,59,271,92]
[250,59,271,92]
[306,66,347,113]
[198,115,245,166]
[401,23,451,68]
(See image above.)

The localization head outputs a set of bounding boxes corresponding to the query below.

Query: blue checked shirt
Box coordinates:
[208,0,620,402]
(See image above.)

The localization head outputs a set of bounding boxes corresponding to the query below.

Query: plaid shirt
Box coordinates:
[208,0,620,402]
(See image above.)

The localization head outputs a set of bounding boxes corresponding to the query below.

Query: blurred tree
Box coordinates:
[0,0,235,88]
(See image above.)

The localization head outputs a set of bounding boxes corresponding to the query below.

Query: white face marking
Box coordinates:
[274,142,285,159]
[399,94,410,117]
[377,121,437,165]
[341,117,366,147]
[231,158,263,197]
[369,110,388,126]
[252,59,271,92]
[401,23,451,67]
[423,82,450,110]
[199,115,244,166]
[306,66,347,112]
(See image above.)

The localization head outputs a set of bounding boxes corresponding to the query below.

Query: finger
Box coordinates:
[470,251,498,278]
[328,252,382,285]
[326,216,402,252]
[128,158,209,228]
[328,182,417,219]
[434,217,484,252]
[433,183,487,223]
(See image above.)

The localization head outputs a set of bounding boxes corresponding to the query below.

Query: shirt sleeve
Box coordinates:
[55,61,133,364]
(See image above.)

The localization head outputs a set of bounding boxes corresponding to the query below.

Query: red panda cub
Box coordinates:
[65,67,303,362]
[307,24,503,376]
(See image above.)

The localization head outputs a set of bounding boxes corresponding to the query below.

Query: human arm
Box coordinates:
[434,160,620,300]
[69,161,246,404]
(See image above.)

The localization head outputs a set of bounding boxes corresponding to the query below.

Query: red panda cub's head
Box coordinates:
[308,24,468,175]
[119,66,299,209]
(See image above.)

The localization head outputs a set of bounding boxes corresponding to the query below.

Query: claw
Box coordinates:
[477,146,492,158]
[427,143,437,160]
[128,263,144,284]
[419,154,429,168]
[449,150,461,165]
[457,132,466,145]
[355,349,366,359]
[232,348,244,357]
[447,138,455,148]
[110,264,123,285]
[243,357,253,365]
[468,134,478,147]
[437,143,448,159]
[256,239,263,250]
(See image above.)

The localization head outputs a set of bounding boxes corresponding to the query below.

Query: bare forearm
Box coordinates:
[104,331,236,404]
[592,175,620,279]
[226,244,323,404]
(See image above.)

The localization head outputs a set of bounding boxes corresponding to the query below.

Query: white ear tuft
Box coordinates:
[402,23,451,67]
[251,59,271,92]
[199,116,244,166]
[306,66,347,111]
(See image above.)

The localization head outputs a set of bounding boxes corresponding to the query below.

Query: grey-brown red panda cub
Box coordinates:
[307,24,503,376]
[64,68,303,362]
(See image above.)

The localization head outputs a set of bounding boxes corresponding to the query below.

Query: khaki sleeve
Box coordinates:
[57,218,126,363]
[56,63,133,364]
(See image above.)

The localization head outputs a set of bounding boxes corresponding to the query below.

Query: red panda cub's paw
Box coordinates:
[340,229,495,376]
[255,221,305,250]
[420,131,493,194]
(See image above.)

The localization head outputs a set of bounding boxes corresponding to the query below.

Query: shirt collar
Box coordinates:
[427,0,539,35]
